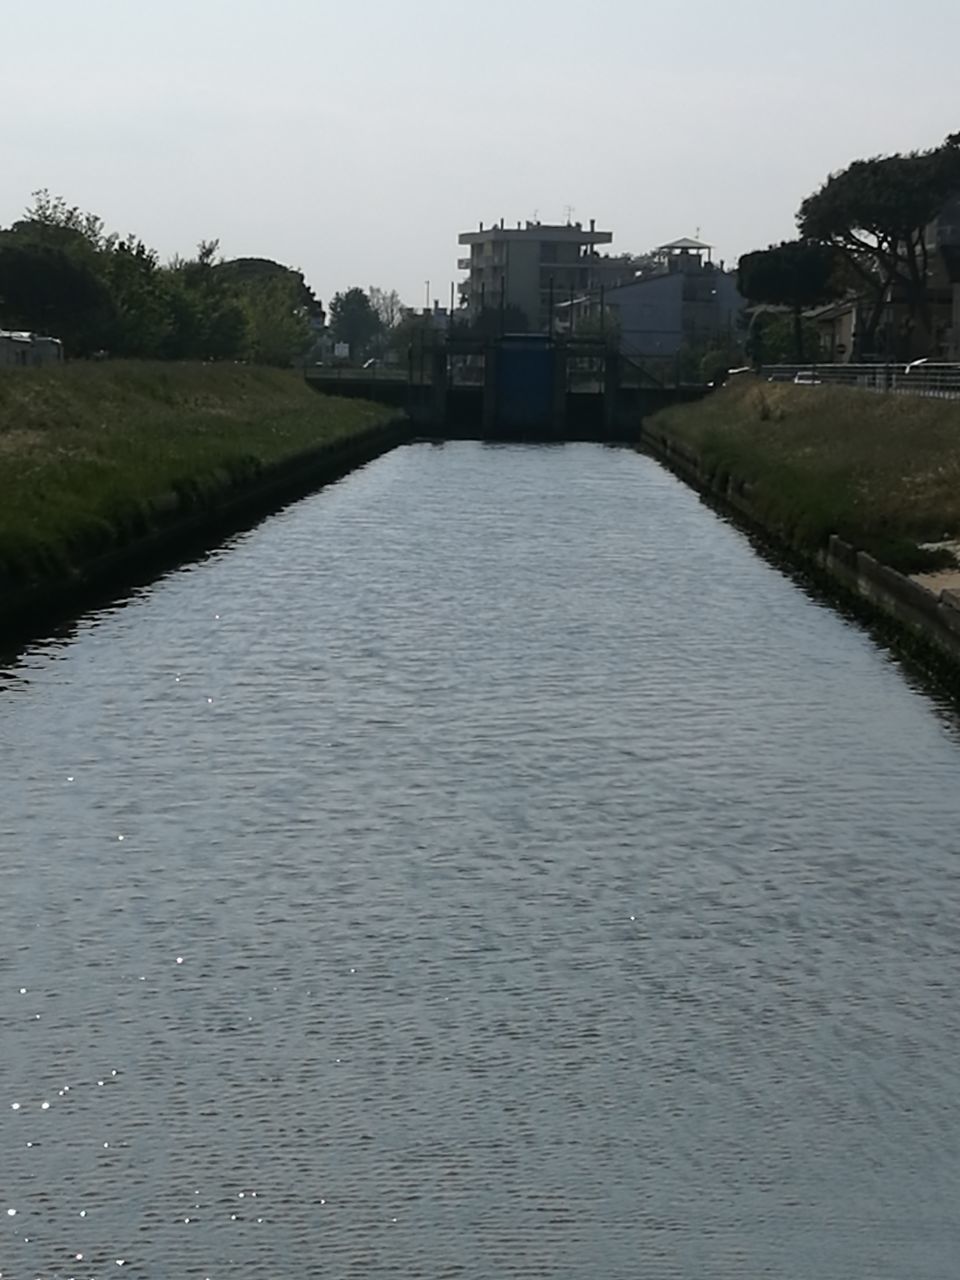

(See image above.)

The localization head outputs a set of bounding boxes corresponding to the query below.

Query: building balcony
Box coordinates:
[457,258,471,270]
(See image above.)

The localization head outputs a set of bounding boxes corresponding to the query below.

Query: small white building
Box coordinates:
[0,330,64,367]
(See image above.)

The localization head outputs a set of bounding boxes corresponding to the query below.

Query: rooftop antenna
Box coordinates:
[564,204,575,225]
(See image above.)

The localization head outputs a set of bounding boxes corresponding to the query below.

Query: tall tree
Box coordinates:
[1,191,316,364]
[162,240,251,360]
[213,258,318,365]
[797,133,960,355]
[329,287,381,358]
[214,257,320,313]
[456,304,529,340]
[738,240,841,361]
[15,188,116,255]
[240,274,313,366]
[368,286,403,330]
[103,237,172,357]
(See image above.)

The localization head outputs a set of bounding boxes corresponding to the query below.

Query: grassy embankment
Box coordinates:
[646,377,960,574]
[0,361,399,598]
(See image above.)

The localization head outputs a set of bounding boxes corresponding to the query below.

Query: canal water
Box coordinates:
[3,442,960,1280]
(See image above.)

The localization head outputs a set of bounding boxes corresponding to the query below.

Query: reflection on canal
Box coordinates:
[3,442,960,1279]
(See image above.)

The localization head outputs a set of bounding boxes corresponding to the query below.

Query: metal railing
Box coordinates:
[761,362,960,399]
[305,364,424,384]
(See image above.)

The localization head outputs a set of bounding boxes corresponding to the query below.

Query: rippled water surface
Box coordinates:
[3,442,960,1279]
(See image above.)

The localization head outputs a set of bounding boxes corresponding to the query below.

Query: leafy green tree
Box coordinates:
[571,310,621,344]
[329,287,382,359]
[155,277,206,360]
[745,313,822,367]
[212,259,318,365]
[386,309,434,358]
[13,189,117,256]
[697,338,746,384]
[798,133,960,355]
[239,273,313,366]
[738,240,841,361]
[102,237,172,357]
[1,191,314,364]
[454,304,529,339]
[160,240,251,360]
[214,258,320,313]
[204,298,250,360]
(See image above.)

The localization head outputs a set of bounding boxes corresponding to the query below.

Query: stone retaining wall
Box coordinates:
[639,421,960,691]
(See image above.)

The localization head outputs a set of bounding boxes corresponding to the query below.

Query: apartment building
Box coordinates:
[458,219,613,331]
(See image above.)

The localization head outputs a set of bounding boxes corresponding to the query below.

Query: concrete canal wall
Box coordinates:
[639,409,960,693]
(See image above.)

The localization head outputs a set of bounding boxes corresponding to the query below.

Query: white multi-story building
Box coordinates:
[458,219,613,331]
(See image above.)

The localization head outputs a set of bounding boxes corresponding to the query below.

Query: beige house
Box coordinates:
[813,289,955,363]
[811,300,861,362]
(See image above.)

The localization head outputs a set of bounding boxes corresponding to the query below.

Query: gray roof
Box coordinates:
[658,236,712,251]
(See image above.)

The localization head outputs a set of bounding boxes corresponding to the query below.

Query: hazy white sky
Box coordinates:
[3,0,957,307]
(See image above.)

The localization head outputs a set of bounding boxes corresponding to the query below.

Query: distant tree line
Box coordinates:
[738,132,960,362]
[0,191,320,364]
[324,285,537,364]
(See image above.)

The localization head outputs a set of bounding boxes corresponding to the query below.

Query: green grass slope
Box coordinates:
[0,361,397,588]
[647,377,960,572]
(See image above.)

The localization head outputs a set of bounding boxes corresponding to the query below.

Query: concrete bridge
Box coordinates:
[306,335,708,440]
